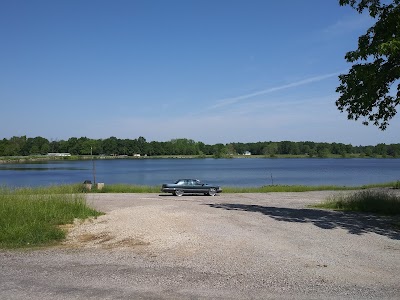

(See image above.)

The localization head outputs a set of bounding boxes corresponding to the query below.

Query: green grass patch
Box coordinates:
[14,184,86,194]
[312,190,400,215]
[394,180,400,189]
[0,186,103,249]
[217,181,398,193]
[93,183,161,193]
[84,181,399,193]
[89,184,353,193]
[222,185,356,193]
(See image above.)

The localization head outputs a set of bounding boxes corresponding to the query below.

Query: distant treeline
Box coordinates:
[1,136,400,158]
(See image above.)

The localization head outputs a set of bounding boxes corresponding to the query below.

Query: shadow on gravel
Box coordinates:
[207,204,400,240]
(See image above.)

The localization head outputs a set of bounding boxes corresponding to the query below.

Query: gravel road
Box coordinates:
[1,191,400,299]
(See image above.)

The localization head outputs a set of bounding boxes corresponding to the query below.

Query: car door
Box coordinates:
[179,179,189,192]
[191,180,206,193]
[184,180,194,193]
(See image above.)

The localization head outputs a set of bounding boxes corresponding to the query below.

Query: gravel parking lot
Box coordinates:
[1,191,400,299]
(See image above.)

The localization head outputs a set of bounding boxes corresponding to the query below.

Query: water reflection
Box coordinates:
[0,167,88,171]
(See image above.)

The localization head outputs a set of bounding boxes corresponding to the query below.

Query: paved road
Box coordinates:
[1,192,400,299]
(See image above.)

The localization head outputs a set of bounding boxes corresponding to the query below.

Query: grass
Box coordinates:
[312,190,400,215]
[90,183,350,193]
[0,186,103,249]
[221,185,354,193]
[93,183,161,193]
[86,181,398,193]
[394,180,400,189]
[14,183,86,194]
[223,181,399,193]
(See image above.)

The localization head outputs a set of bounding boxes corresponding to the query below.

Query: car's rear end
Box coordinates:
[161,184,174,194]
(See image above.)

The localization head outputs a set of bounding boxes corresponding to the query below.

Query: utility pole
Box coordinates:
[91,146,96,185]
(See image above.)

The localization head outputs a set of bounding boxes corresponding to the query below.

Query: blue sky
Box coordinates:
[1,0,398,145]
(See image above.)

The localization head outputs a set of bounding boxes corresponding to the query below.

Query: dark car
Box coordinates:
[161,179,222,196]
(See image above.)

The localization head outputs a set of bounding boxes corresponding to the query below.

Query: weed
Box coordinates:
[312,190,400,215]
[393,181,400,189]
[0,186,103,249]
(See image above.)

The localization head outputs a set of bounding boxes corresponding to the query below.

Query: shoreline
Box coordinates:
[0,154,397,164]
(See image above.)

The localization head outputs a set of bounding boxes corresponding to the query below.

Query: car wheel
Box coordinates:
[174,189,184,196]
[208,188,217,196]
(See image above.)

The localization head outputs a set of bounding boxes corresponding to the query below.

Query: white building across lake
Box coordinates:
[47,153,71,157]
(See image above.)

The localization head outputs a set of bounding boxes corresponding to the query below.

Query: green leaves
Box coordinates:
[336,0,400,130]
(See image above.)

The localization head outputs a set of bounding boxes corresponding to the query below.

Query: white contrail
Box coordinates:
[211,71,342,109]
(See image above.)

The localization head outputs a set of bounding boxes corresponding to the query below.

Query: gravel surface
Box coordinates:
[1,191,400,299]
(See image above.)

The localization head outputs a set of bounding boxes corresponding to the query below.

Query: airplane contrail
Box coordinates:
[211,71,343,109]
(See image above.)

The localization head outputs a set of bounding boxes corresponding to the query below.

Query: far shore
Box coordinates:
[0,153,395,164]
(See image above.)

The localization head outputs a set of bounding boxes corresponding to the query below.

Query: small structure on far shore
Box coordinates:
[47,153,71,157]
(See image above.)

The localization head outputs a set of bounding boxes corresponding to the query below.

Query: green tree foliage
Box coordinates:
[102,136,118,155]
[0,136,399,158]
[336,0,400,129]
[168,138,199,155]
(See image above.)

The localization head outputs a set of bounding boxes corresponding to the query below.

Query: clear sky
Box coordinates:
[1,0,398,146]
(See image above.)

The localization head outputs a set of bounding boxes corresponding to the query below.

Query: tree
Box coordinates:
[225,143,237,155]
[4,136,26,156]
[263,142,278,157]
[212,143,227,158]
[136,136,147,155]
[374,143,388,156]
[102,137,118,155]
[336,0,400,130]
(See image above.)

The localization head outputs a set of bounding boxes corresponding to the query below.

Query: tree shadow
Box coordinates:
[206,203,400,240]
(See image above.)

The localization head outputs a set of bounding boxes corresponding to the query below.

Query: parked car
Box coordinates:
[161,179,222,196]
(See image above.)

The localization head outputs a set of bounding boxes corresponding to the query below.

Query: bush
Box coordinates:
[313,190,400,215]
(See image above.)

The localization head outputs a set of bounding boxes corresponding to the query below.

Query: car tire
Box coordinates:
[208,188,217,196]
[174,189,184,196]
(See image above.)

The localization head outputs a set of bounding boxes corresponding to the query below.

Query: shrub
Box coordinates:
[313,190,400,215]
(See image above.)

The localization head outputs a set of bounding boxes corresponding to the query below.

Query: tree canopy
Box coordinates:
[1,136,399,158]
[336,0,400,130]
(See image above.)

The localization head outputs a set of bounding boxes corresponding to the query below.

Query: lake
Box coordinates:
[0,158,399,188]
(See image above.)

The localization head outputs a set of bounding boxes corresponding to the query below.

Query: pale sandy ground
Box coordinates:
[1,191,400,299]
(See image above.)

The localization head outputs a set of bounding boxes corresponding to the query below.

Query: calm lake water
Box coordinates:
[0,158,399,188]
